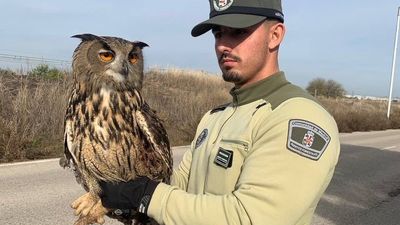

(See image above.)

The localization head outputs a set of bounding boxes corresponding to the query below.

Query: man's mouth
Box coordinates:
[219,52,240,65]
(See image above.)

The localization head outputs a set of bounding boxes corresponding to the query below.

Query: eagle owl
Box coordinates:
[60,33,172,225]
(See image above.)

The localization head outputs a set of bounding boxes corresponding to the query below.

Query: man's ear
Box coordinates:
[268,22,286,50]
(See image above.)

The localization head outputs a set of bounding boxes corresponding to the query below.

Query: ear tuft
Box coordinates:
[71,33,101,42]
[133,41,149,49]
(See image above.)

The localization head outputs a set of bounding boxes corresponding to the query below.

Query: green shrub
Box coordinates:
[28,64,64,79]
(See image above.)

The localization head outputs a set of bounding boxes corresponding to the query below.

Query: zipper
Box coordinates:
[203,91,239,192]
[212,90,239,144]
[203,104,238,192]
[212,105,238,144]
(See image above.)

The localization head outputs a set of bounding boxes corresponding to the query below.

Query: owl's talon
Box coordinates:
[74,200,108,225]
[81,207,91,217]
[97,217,105,224]
[74,201,91,216]
[72,192,98,216]
[74,203,86,216]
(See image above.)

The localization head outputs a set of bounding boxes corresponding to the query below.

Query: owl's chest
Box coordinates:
[67,89,140,146]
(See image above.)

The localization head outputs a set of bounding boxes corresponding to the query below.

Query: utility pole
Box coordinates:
[387,7,400,119]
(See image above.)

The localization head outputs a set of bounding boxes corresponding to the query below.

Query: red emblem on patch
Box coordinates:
[219,0,228,6]
[302,131,315,147]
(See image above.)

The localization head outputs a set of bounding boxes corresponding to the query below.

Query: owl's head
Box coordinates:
[71,33,148,92]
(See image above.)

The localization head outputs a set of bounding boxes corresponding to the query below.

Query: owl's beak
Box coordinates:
[119,61,129,77]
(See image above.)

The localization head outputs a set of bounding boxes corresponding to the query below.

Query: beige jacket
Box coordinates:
[148,72,340,225]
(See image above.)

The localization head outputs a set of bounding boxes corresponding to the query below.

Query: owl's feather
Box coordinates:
[62,87,172,189]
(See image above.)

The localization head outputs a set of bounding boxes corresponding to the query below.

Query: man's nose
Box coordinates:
[215,36,233,55]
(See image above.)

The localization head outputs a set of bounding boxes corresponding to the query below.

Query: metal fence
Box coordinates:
[0,53,71,74]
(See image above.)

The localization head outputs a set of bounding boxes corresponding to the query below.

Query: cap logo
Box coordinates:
[275,12,284,19]
[213,0,233,12]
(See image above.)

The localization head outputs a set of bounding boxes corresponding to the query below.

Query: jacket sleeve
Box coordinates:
[148,99,340,225]
[170,145,193,190]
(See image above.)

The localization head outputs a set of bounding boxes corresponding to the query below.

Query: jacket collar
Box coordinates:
[230,71,289,106]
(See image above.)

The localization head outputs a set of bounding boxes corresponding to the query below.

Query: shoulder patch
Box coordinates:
[195,129,208,149]
[287,119,330,161]
[210,103,230,114]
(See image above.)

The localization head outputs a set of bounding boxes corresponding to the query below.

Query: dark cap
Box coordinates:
[191,0,284,37]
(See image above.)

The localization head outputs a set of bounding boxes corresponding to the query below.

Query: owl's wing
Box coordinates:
[59,92,88,189]
[60,119,76,167]
[60,118,89,189]
[60,89,78,169]
[135,102,173,181]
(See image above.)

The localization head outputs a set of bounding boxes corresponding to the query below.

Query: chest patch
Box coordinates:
[214,148,233,169]
[195,129,208,149]
[287,119,330,161]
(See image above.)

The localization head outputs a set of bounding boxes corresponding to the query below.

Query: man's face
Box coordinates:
[213,21,270,87]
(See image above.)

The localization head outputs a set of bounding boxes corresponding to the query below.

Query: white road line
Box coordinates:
[0,146,190,168]
[384,146,397,150]
[0,158,60,167]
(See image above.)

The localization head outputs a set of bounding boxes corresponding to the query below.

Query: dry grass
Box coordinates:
[0,68,231,162]
[320,98,400,133]
[0,74,70,162]
[142,68,231,145]
[0,68,398,163]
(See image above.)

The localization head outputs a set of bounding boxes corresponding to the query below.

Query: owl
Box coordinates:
[59,33,172,225]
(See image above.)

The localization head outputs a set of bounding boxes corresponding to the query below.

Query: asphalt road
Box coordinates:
[313,129,400,225]
[0,130,399,225]
[0,146,188,225]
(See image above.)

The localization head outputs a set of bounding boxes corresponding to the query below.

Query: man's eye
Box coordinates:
[213,31,222,39]
[233,29,247,36]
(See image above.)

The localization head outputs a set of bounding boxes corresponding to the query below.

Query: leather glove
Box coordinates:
[99,176,159,215]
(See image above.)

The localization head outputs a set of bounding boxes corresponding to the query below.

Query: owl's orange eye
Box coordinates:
[129,55,138,64]
[98,51,114,62]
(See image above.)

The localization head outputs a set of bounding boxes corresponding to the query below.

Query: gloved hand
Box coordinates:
[99,176,159,215]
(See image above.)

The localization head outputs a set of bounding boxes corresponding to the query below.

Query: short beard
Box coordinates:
[222,70,243,84]
[219,52,243,85]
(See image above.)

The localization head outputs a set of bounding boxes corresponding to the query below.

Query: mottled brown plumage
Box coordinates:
[60,34,172,225]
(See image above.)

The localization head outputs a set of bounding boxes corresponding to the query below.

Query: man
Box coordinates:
[99,0,340,224]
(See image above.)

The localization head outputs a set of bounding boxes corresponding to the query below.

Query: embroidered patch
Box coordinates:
[213,0,233,11]
[287,119,330,161]
[214,148,233,168]
[195,129,208,149]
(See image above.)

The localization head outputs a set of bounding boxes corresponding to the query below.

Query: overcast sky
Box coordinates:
[0,0,399,97]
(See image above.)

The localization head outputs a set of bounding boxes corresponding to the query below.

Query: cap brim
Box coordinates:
[191,14,266,37]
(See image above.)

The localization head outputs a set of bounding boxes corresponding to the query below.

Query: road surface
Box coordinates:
[0,130,399,225]
[313,129,400,225]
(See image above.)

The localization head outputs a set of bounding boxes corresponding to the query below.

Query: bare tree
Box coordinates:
[306,78,346,98]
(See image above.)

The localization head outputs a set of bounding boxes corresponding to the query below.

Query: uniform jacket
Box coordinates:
[148,72,340,225]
